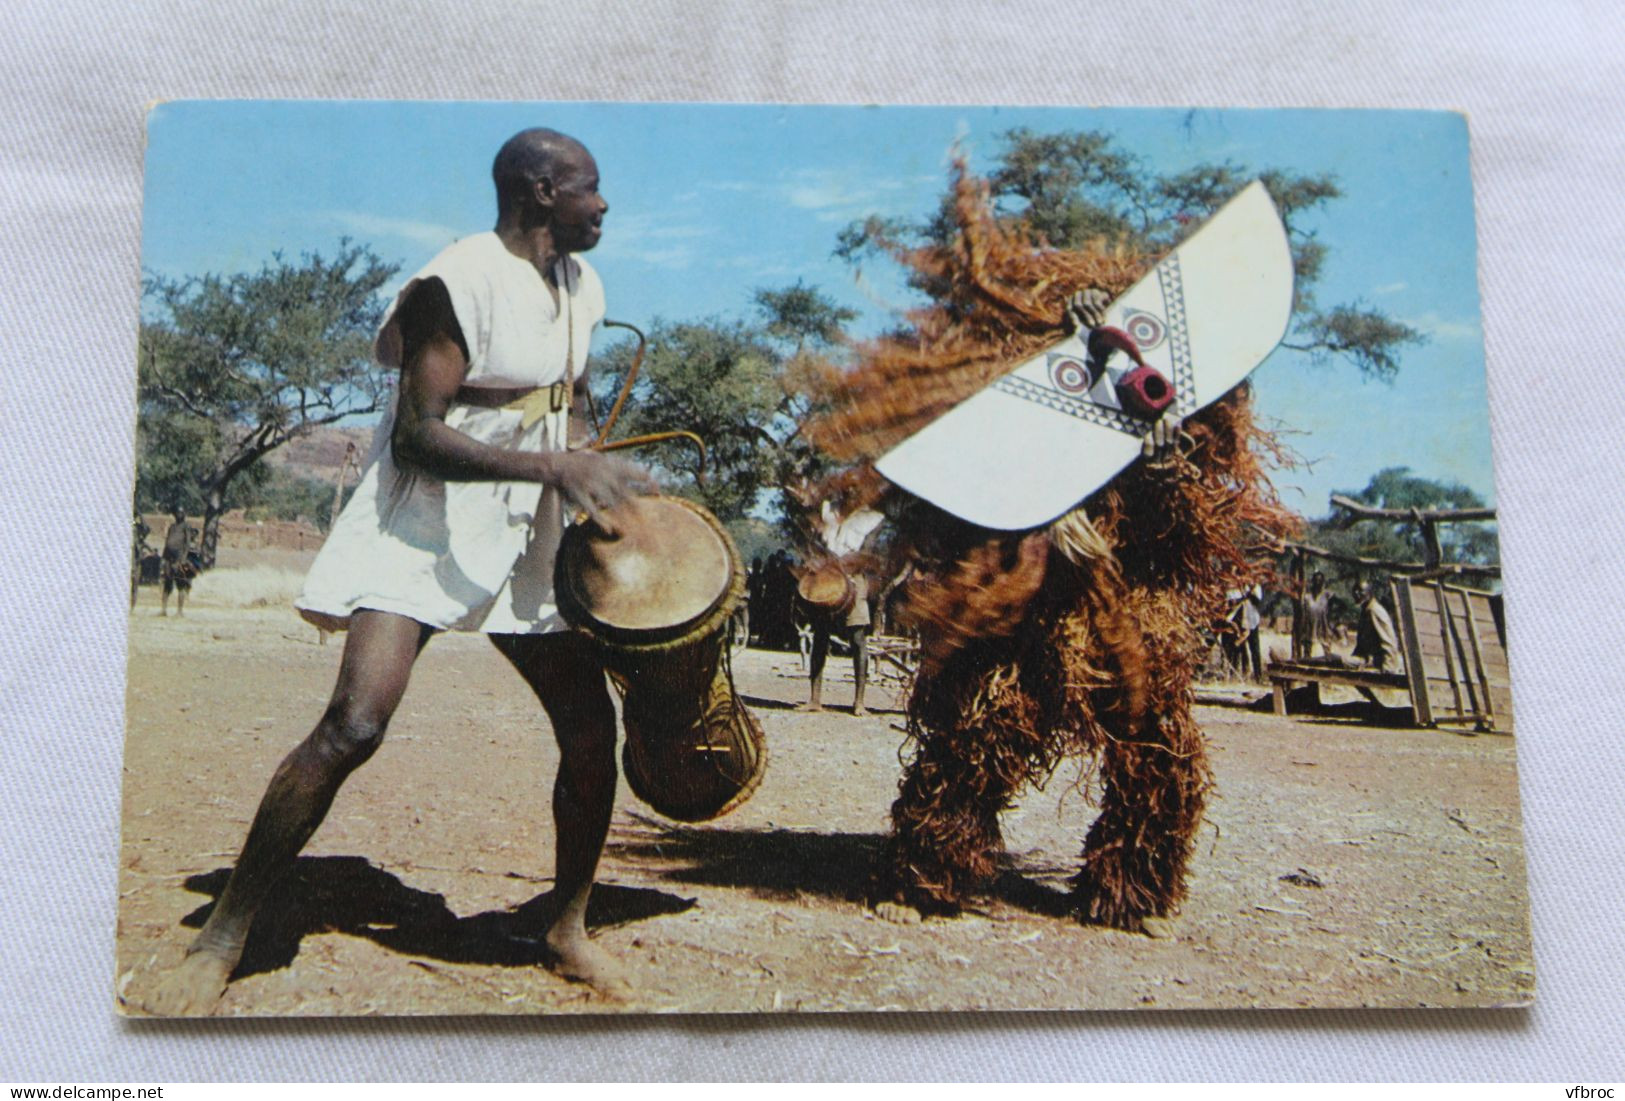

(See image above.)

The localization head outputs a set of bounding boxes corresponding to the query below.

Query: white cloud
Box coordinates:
[328,211,461,251]
[711,167,940,225]
[1373,281,1409,295]
[1404,311,1483,342]
[590,212,711,267]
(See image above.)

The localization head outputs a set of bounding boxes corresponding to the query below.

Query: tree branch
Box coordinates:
[1330,495,1497,525]
[1270,538,1500,578]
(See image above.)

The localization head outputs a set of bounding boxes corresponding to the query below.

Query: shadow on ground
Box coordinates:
[179,857,697,981]
[179,825,1101,982]
[606,820,1081,920]
[1243,686,1416,727]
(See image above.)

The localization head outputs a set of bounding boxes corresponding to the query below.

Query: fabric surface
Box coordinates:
[3,0,1624,1082]
[297,237,603,634]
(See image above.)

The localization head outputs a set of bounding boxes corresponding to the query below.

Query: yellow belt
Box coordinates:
[454,381,571,431]
[503,381,571,431]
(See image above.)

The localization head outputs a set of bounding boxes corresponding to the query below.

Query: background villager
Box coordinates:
[131,511,151,608]
[1295,570,1337,657]
[158,508,196,617]
[1224,585,1265,682]
[799,570,873,716]
[1350,580,1401,672]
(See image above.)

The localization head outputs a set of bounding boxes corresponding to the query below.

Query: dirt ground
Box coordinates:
[117,568,1535,1016]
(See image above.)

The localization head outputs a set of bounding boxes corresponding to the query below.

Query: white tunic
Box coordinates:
[296,232,605,635]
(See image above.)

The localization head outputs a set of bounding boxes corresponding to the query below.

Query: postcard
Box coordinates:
[119,102,1531,1015]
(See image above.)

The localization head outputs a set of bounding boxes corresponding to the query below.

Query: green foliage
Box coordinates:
[589,282,857,534]
[137,241,399,561]
[135,409,235,515]
[836,127,1424,382]
[243,468,350,530]
[141,241,395,431]
[989,128,1154,244]
[1298,467,1499,593]
[753,280,857,354]
[590,319,784,522]
[1287,305,1421,382]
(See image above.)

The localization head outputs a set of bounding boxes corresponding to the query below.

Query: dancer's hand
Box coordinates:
[1142,410,1187,461]
[1065,288,1111,333]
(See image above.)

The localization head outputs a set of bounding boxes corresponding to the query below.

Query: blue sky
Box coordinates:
[141,102,1495,517]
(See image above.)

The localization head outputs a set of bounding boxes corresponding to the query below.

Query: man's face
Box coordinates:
[546,147,607,253]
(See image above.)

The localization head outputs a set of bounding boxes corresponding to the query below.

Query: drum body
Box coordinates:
[556,496,766,822]
[796,560,856,619]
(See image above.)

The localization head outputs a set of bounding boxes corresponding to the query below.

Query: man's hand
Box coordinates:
[1142,410,1187,461]
[544,451,658,534]
[1065,288,1112,333]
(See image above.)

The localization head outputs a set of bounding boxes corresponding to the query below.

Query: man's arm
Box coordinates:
[389,278,653,528]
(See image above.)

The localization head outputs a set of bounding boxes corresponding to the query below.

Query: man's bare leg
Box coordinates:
[493,632,631,998]
[850,625,869,716]
[797,622,829,712]
[138,611,430,1015]
[158,578,171,617]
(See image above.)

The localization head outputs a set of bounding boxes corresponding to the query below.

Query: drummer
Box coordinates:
[796,503,885,717]
[799,571,873,717]
[140,127,655,1014]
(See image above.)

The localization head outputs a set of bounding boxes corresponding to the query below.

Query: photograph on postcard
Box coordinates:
[119,102,1532,1015]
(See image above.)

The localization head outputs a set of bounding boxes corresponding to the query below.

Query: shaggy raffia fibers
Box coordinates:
[808,165,1151,464]
[805,166,1297,926]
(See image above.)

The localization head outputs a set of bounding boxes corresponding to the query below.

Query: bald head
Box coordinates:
[492,128,590,212]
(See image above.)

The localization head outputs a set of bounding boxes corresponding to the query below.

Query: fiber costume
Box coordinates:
[807,169,1296,927]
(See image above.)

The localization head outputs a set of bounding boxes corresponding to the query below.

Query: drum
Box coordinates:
[796,560,855,619]
[555,496,767,822]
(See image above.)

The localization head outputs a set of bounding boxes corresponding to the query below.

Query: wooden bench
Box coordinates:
[1266,659,1412,718]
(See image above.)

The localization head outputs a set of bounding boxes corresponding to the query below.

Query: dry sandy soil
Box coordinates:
[117,564,1535,1016]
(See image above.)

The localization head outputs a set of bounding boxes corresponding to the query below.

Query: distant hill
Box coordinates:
[267,424,377,485]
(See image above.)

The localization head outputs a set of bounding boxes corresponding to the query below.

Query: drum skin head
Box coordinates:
[797,562,854,614]
[556,496,735,642]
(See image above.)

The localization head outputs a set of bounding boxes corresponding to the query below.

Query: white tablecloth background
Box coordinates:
[2,0,1621,1082]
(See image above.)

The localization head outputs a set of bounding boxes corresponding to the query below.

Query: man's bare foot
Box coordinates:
[545,926,633,1000]
[794,701,824,713]
[134,947,234,1016]
[873,900,924,925]
[852,704,868,717]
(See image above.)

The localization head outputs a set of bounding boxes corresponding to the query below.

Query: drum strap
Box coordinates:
[450,261,577,432]
[507,259,576,432]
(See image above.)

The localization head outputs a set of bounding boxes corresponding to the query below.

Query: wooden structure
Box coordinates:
[1268,660,1409,716]
[1392,579,1512,733]
[1269,579,1511,734]
[1266,496,1511,734]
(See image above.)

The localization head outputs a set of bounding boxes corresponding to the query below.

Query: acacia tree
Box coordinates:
[588,282,857,544]
[1318,466,1499,567]
[753,280,857,358]
[137,242,398,564]
[836,127,1423,381]
[589,319,784,524]
[752,281,856,523]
